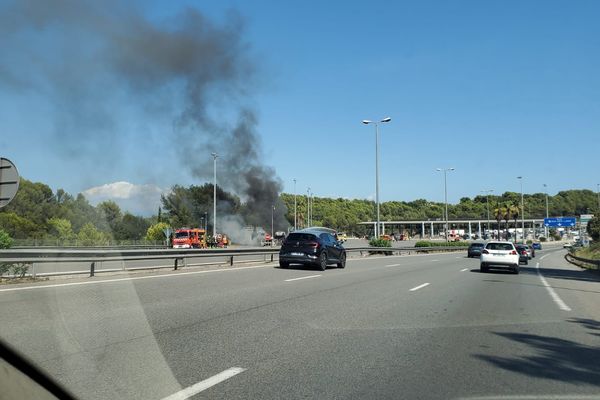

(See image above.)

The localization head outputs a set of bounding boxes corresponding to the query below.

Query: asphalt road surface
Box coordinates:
[1,247,599,399]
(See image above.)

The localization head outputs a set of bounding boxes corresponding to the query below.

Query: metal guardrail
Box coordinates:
[565,253,600,270]
[0,245,468,278]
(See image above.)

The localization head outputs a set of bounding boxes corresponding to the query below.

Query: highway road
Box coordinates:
[1,247,599,399]
[20,239,419,276]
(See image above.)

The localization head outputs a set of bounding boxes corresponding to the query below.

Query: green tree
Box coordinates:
[47,217,75,244]
[98,200,122,232]
[145,222,171,242]
[587,217,600,241]
[112,213,150,241]
[77,222,108,246]
[0,212,41,238]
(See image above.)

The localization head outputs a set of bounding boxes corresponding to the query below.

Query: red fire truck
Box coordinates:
[172,228,206,248]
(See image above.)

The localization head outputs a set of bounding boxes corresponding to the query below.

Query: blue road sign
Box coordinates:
[544,217,576,227]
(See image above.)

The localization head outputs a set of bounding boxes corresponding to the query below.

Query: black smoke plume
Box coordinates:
[0,0,288,231]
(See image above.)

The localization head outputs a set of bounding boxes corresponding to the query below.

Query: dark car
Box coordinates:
[279,229,346,270]
[515,245,529,265]
[532,242,542,250]
[467,242,485,258]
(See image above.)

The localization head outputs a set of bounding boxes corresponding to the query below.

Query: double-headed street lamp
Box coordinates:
[211,152,218,238]
[436,168,455,242]
[362,117,391,238]
[517,176,524,242]
[481,189,494,236]
[293,179,297,231]
[271,204,275,247]
[307,187,311,228]
[543,183,549,239]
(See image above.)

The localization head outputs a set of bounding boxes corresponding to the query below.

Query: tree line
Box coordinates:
[0,177,597,244]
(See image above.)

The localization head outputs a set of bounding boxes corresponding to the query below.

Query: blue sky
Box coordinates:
[1,0,598,214]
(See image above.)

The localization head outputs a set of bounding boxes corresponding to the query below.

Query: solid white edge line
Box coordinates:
[0,264,278,293]
[285,274,322,282]
[460,268,468,272]
[535,262,571,311]
[161,367,246,400]
[409,282,430,291]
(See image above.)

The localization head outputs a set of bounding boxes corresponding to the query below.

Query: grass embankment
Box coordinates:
[574,242,600,260]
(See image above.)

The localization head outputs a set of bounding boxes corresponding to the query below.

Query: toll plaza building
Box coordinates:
[359,218,556,240]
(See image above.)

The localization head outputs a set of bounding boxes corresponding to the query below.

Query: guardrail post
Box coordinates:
[90,262,95,277]
[270,253,273,262]
[31,263,36,279]
[174,258,178,270]
[230,256,234,266]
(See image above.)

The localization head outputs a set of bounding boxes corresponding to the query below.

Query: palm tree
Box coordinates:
[503,206,513,241]
[494,205,506,240]
[510,203,520,243]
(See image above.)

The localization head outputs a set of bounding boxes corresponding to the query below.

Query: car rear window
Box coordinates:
[486,243,514,251]
[470,243,484,248]
[286,233,317,241]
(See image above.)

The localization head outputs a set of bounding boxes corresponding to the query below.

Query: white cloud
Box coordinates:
[82,181,165,216]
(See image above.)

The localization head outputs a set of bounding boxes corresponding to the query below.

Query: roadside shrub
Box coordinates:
[0,229,13,249]
[0,263,29,279]
[10,264,29,278]
[526,240,533,245]
[369,238,392,255]
[0,263,10,277]
[369,238,392,248]
[539,236,547,242]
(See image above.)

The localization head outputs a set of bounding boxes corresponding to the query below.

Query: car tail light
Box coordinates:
[482,249,489,254]
[307,241,320,248]
[521,250,527,255]
[510,250,517,255]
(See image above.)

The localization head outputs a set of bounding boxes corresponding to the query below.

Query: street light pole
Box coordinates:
[481,189,494,237]
[517,176,524,243]
[211,152,218,238]
[293,179,297,231]
[271,204,275,247]
[307,187,311,228]
[597,183,600,212]
[437,168,455,242]
[543,184,549,239]
[362,117,391,238]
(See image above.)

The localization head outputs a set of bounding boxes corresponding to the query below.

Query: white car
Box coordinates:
[480,241,520,274]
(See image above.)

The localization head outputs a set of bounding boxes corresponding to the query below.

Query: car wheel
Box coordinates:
[337,252,346,269]
[524,259,528,265]
[279,261,289,268]
[318,252,328,271]
[480,263,487,273]
[513,265,520,274]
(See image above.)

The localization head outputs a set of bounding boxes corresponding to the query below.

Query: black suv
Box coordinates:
[279,229,346,270]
